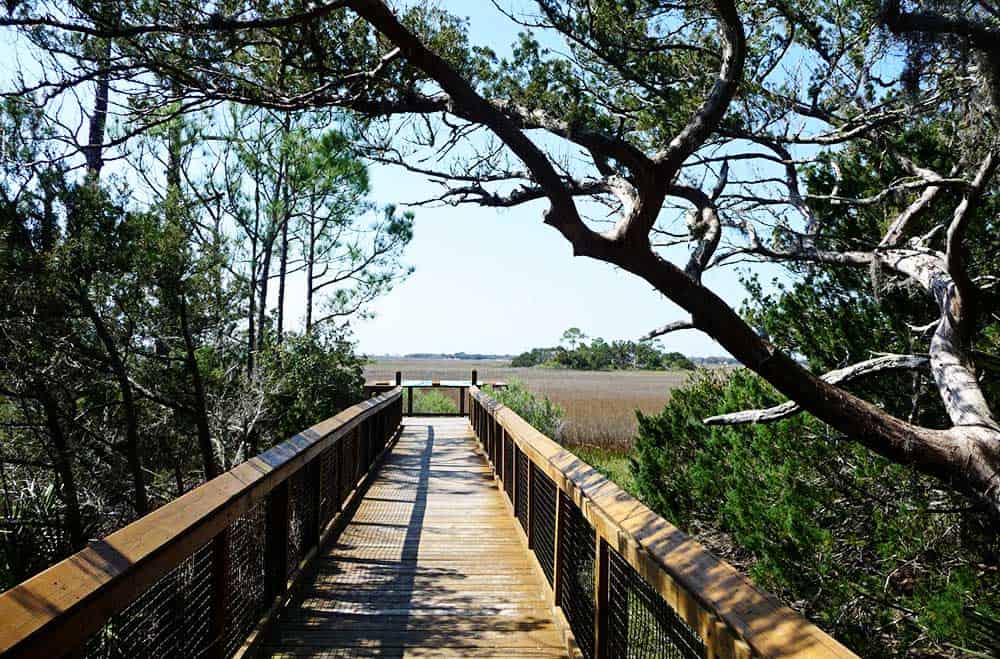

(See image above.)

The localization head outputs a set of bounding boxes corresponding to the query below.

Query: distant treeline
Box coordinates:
[396,352,513,360]
[511,332,695,371]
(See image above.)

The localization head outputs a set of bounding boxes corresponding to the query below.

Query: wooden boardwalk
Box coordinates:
[263,417,568,658]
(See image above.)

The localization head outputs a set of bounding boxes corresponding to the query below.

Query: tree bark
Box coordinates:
[178,295,219,478]
[276,114,292,344]
[78,291,149,515]
[306,204,315,333]
[37,390,86,550]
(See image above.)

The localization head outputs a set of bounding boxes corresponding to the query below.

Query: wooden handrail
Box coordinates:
[468,386,857,659]
[0,388,403,659]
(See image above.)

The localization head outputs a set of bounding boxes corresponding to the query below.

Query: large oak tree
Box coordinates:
[3,0,999,516]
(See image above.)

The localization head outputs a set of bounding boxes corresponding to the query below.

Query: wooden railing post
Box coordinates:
[395,371,402,386]
[407,386,413,416]
[471,369,477,385]
[265,481,289,603]
[595,536,610,659]
[459,386,466,416]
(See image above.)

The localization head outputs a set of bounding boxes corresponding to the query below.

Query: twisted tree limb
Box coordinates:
[704,354,930,425]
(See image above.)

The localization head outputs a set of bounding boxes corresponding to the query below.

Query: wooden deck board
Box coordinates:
[263,417,567,659]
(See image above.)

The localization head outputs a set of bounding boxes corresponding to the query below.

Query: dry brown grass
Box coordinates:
[365,359,697,447]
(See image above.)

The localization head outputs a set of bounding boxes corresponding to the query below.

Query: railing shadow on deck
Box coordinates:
[269,420,559,657]
[334,423,433,659]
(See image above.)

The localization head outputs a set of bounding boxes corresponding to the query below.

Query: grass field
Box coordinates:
[365,358,696,448]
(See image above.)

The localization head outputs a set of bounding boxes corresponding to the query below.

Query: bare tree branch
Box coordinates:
[705,354,931,425]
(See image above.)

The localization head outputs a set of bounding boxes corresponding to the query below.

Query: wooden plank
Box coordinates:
[263,418,569,659]
[0,389,402,659]
[469,387,857,659]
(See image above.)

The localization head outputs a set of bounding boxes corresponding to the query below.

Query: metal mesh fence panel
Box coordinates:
[530,464,557,586]
[83,541,214,659]
[362,419,374,470]
[490,418,499,469]
[491,421,500,471]
[352,425,363,483]
[607,546,705,659]
[318,444,339,529]
[558,491,596,659]
[515,448,529,532]
[223,501,267,657]
[338,435,353,503]
[503,433,514,502]
[286,467,315,578]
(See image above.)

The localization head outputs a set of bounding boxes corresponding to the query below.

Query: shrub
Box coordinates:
[484,379,564,441]
[258,329,365,441]
[631,369,1000,657]
[409,390,458,414]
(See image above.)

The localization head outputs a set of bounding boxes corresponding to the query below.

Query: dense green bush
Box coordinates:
[510,347,557,367]
[511,333,695,371]
[258,329,365,441]
[484,379,564,441]
[408,390,459,414]
[631,369,1000,657]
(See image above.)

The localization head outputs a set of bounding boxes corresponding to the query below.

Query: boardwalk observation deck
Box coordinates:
[0,382,858,659]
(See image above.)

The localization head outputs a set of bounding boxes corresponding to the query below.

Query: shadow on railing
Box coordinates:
[467,386,858,659]
[0,388,403,659]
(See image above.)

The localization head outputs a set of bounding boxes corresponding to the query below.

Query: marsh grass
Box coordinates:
[366,358,699,447]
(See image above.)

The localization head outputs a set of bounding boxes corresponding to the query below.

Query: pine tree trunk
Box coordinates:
[306,214,315,334]
[79,292,149,516]
[178,296,218,479]
[38,390,86,550]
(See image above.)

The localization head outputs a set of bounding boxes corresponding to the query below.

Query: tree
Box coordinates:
[222,109,412,362]
[0,50,414,588]
[2,0,999,517]
[560,327,587,350]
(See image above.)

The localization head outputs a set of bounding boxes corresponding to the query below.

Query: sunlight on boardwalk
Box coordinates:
[263,417,568,658]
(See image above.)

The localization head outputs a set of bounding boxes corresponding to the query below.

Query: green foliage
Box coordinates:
[510,347,557,367]
[407,390,459,415]
[258,329,365,441]
[0,479,83,589]
[513,330,694,371]
[567,445,636,496]
[483,379,564,441]
[631,370,1000,657]
[0,101,408,589]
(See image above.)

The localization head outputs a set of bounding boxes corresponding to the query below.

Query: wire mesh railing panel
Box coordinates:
[83,541,214,659]
[353,425,364,483]
[318,444,339,529]
[559,491,597,659]
[338,435,353,504]
[362,419,374,471]
[489,418,497,468]
[530,464,557,586]
[503,433,514,501]
[286,467,315,578]
[515,448,529,532]
[607,546,706,659]
[223,501,268,657]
